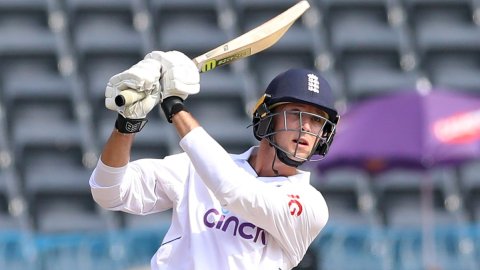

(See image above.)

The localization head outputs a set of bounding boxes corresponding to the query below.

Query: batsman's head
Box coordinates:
[252,68,340,167]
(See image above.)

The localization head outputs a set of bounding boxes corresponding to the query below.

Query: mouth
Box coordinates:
[293,138,309,147]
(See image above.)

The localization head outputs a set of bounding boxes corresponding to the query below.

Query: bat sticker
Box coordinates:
[201,59,217,72]
[201,48,252,72]
[216,48,252,66]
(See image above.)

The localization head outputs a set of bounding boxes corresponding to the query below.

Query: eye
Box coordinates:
[311,115,324,123]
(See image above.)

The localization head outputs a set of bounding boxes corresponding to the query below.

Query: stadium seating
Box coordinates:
[314,167,375,226]
[0,0,56,57]
[66,0,141,58]
[0,173,19,230]
[0,0,480,269]
[326,3,400,58]
[373,168,461,226]
[460,160,480,221]
[341,51,421,100]
[153,0,228,58]
[406,0,480,97]
[426,51,480,94]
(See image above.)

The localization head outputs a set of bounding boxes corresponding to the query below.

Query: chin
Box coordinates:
[291,146,312,156]
[289,150,311,160]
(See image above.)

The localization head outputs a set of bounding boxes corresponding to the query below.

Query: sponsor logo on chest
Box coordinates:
[203,208,267,245]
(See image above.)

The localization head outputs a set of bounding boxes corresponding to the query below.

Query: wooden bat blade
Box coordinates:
[115,0,310,107]
[193,0,310,73]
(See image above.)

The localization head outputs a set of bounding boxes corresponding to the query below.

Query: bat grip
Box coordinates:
[115,90,147,106]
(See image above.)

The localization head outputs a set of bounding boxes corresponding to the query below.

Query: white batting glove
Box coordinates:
[145,51,200,101]
[105,57,163,133]
[105,58,162,119]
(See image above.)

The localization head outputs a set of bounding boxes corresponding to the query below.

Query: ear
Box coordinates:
[253,103,273,140]
[256,116,273,138]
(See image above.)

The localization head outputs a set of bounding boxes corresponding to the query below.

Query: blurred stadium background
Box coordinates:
[0,0,480,269]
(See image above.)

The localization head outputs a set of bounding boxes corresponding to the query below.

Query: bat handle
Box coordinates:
[115,90,147,106]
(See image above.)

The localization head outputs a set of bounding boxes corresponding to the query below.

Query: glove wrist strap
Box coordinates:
[161,97,188,123]
[115,114,148,133]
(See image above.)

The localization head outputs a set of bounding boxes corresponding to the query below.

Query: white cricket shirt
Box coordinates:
[90,127,328,270]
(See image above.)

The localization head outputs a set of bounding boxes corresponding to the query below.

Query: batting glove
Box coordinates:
[146,50,200,101]
[146,51,200,122]
[105,57,162,133]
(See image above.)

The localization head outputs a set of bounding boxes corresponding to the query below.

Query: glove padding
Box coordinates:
[146,51,200,101]
[105,58,162,119]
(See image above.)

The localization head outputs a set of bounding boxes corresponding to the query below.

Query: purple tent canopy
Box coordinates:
[317,89,480,173]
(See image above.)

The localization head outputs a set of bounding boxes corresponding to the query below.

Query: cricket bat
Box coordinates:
[115,0,310,106]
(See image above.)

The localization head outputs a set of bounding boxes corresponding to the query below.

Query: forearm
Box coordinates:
[100,129,135,167]
[171,110,200,138]
[90,129,132,208]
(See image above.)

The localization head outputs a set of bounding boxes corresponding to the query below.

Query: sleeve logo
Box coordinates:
[288,194,303,217]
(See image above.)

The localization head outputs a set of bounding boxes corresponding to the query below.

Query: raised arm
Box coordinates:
[100,52,163,167]
[100,131,134,167]
[90,51,199,213]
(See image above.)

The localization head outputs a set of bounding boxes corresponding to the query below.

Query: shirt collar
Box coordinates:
[232,146,311,185]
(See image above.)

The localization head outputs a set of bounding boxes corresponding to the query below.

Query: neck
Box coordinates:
[248,140,297,177]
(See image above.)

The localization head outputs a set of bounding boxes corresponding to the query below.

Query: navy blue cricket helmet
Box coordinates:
[252,68,340,166]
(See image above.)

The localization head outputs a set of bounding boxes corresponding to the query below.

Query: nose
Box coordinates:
[301,119,312,132]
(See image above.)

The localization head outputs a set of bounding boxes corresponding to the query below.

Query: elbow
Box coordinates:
[90,187,124,210]
[91,189,108,209]
[89,170,125,210]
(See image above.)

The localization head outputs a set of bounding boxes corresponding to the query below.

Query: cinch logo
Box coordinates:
[307,74,319,93]
[288,195,303,217]
[203,208,267,245]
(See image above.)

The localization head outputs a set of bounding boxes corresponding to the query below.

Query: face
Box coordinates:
[271,103,329,161]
